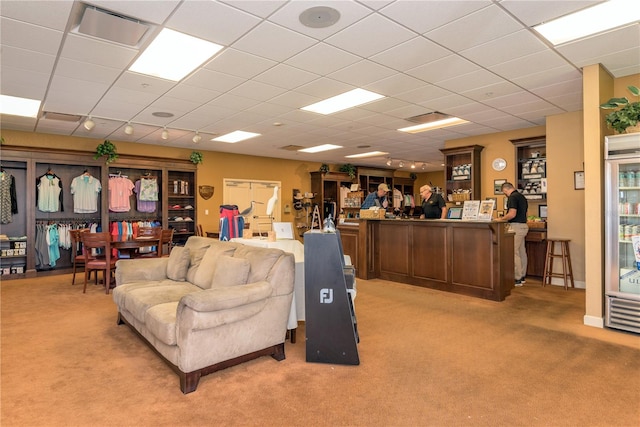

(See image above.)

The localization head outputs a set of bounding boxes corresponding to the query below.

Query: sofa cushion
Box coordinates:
[145,302,178,346]
[210,256,251,288]
[166,246,190,281]
[233,245,283,284]
[192,244,237,289]
[124,282,200,324]
[185,245,210,284]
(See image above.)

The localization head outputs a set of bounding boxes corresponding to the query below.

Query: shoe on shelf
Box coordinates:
[184,205,194,210]
[515,279,523,287]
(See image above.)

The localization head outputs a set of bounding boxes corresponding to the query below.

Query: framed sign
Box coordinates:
[494,179,506,195]
[574,171,585,190]
[539,205,548,219]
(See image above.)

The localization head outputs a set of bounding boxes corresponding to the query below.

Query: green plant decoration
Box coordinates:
[93,140,118,164]
[339,163,357,179]
[319,163,329,174]
[600,85,640,134]
[0,136,4,145]
[190,151,203,164]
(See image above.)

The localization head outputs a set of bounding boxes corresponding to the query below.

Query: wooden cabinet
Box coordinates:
[511,136,547,202]
[440,145,483,201]
[525,229,547,277]
[358,167,394,204]
[167,170,197,245]
[310,171,355,222]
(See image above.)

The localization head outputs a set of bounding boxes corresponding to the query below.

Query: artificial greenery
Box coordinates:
[600,85,640,133]
[93,140,118,164]
[190,151,203,164]
[0,136,4,145]
[339,163,357,179]
[319,163,329,174]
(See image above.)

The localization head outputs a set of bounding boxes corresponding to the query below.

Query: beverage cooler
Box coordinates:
[605,133,640,334]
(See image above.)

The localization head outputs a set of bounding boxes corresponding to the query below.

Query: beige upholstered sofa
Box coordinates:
[113,236,295,394]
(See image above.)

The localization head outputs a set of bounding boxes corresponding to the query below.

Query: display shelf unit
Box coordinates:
[167,170,197,245]
[393,177,416,211]
[310,171,355,222]
[0,146,197,277]
[358,167,394,204]
[440,145,483,202]
[511,136,547,201]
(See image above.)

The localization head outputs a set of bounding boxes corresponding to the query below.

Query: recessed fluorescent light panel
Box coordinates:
[212,131,260,143]
[0,95,41,117]
[301,89,385,115]
[129,28,223,81]
[398,117,469,134]
[534,0,640,45]
[345,151,389,159]
[298,144,343,153]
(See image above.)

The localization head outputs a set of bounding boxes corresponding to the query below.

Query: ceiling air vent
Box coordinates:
[42,112,82,122]
[405,111,452,124]
[280,145,306,151]
[78,5,149,46]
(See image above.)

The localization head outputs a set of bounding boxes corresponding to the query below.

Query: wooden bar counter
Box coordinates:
[337,218,514,301]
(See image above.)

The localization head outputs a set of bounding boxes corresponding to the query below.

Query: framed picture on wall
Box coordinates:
[494,179,506,195]
[539,205,548,219]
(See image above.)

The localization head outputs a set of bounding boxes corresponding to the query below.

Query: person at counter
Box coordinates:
[419,184,447,219]
[499,182,529,286]
[361,183,389,209]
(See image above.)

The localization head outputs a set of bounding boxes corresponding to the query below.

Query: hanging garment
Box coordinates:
[138,177,159,201]
[70,174,102,213]
[134,180,157,213]
[0,171,18,224]
[36,173,64,212]
[35,223,50,269]
[219,205,241,241]
[108,176,135,212]
[393,188,403,208]
[48,225,60,267]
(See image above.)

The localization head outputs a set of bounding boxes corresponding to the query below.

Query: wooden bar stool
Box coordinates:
[543,239,575,290]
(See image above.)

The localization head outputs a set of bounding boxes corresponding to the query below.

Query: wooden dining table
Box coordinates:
[111,235,161,258]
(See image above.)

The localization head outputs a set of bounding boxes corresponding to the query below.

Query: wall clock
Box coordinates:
[492,158,507,171]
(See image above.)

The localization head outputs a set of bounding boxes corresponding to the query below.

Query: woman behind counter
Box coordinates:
[419,184,447,219]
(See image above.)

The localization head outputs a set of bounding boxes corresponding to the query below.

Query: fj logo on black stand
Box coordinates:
[320,288,333,304]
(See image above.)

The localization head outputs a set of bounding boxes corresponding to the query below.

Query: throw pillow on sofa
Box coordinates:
[210,256,251,288]
[192,244,237,288]
[186,245,211,284]
[167,246,191,281]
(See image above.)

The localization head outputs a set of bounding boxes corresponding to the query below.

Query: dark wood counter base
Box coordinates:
[338,219,514,301]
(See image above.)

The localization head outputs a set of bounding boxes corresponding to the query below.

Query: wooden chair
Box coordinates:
[196,224,203,237]
[160,229,174,256]
[136,227,162,257]
[68,228,89,285]
[81,232,117,294]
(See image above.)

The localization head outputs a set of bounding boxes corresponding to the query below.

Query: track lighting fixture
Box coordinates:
[192,132,202,143]
[411,162,416,169]
[161,127,169,140]
[83,116,95,131]
[421,162,427,171]
[124,122,134,135]
[386,157,392,166]
[398,160,404,168]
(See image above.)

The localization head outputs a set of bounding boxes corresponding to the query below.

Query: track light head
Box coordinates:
[192,132,202,143]
[421,162,427,171]
[83,117,95,131]
[398,160,404,168]
[124,122,134,135]
[161,127,169,140]
[411,162,416,169]
[386,157,392,166]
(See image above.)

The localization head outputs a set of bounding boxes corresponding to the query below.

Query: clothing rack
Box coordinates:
[109,171,128,178]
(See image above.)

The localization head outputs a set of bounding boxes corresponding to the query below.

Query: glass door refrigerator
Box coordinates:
[605,133,640,334]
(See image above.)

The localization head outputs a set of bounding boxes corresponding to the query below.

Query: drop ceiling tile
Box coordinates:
[530,78,582,99]
[229,80,288,102]
[545,92,584,111]
[425,4,522,52]
[90,98,150,120]
[246,102,293,118]
[0,17,63,55]
[385,104,436,120]
[378,0,489,34]
[254,64,319,90]
[436,68,504,93]
[328,60,396,86]
[1,46,56,75]
[204,48,277,79]
[147,96,203,117]
[325,13,415,58]
[0,66,50,99]
[370,36,450,72]
[44,75,110,113]
[55,58,121,85]
[365,73,428,97]
[267,0,373,40]
[360,97,411,114]
[419,93,476,112]
[167,1,261,46]
[232,21,317,62]
[60,33,138,69]
[511,66,582,91]
[207,93,259,111]
[286,43,361,75]
[460,30,548,68]
[100,86,159,108]
[165,84,221,105]
[490,50,574,81]
[0,0,73,30]
[183,68,245,93]
[294,77,353,98]
[460,80,522,102]
[268,91,321,109]
[394,84,453,104]
[499,0,599,27]
[482,90,541,109]
[220,0,287,19]
[406,55,479,84]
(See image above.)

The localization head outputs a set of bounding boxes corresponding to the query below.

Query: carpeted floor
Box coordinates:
[1,274,638,426]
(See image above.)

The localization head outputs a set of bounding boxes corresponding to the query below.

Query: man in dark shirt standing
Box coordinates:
[500,182,529,286]
[419,184,447,219]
